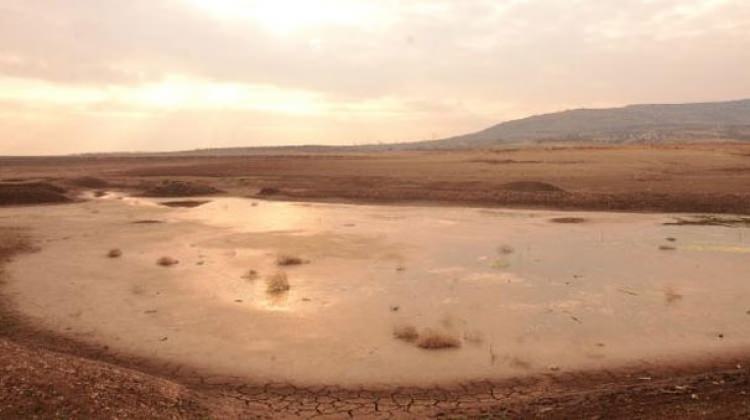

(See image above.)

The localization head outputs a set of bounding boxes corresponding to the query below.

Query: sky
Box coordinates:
[0,0,749,155]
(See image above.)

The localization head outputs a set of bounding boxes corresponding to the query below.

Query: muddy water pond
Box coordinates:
[2,195,750,386]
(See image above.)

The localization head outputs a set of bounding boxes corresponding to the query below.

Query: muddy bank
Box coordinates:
[4,144,750,214]
[249,187,750,215]
[0,182,72,206]
[141,180,223,197]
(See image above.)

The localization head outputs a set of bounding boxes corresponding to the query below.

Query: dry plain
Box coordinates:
[2,143,750,418]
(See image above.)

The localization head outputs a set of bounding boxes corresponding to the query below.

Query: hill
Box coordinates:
[413,98,750,149]
[68,98,750,157]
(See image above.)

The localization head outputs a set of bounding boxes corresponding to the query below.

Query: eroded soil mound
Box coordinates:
[0,339,210,419]
[0,183,71,206]
[499,181,565,193]
[141,181,223,197]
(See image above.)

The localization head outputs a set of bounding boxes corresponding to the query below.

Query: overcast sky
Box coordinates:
[1,0,748,154]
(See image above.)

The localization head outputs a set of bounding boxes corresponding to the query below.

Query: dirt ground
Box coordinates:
[2,143,750,214]
[2,143,750,418]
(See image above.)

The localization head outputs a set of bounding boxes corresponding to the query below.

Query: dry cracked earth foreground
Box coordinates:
[3,333,750,419]
[2,196,750,418]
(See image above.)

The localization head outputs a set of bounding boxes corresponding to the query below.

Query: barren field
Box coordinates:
[2,143,750,213]
[2,144,750,418]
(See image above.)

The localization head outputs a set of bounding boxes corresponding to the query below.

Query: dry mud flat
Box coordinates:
[1,193,750,417]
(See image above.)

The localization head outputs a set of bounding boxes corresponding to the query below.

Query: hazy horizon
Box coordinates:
[2,0,749,155]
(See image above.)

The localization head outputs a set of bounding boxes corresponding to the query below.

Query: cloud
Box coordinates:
[0,0,748,153]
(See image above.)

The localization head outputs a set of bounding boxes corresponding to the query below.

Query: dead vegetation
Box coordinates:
[266,271,290,294]
[242,270,259,280]
[393,325,419,342]
[157,256,179,267]
[107,249,122,258]
[416,330,462,350]
[497,245,514,255]
[392,324,462,350]
[276,254,307,266]
[665,288,683,304]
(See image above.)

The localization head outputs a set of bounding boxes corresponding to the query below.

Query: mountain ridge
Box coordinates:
[410,98,750,149]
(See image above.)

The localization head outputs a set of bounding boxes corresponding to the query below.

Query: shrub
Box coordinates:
[157,256,179,267]
[242,270,259,280]
[276,254,306,266]
[266,271,290,294]
[393,325,419,342]
[416,330,461,350]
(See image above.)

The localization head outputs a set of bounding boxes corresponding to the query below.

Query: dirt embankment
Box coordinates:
[140,180,223,197]
[0,183,71,206]
[4,144,750,214]
[0,338,211,419]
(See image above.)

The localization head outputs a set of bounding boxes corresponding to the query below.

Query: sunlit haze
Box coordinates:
[1,0,748,154]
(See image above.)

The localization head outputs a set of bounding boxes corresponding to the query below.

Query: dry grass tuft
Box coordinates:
[266,271,290,294]
[416,330,461,350]
[276,254,306,266]
[107,249,122,258]
[157,256,179,267]
[665,288,683,304]
[242,270,259,280]
[463,330,484,345]
[393,325,419,342]
[497,245,514,255]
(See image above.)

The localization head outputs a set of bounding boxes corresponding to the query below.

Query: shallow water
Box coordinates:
[3,196,750,386]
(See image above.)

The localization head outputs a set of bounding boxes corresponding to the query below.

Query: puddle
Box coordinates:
[2,196,750,386]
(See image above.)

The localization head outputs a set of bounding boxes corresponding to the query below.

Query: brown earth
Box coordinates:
[0,183,71,206]
[140,180,223,197]
[3,143,750,213]
[3,144,750,418]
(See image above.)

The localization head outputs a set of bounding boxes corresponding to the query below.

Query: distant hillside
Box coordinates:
[412,98,750,149]
[71,98,750,157]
